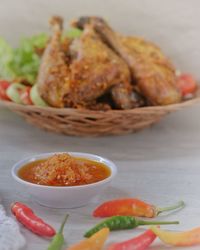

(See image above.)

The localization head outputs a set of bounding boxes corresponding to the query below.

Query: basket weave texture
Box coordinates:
[0,96,200,136]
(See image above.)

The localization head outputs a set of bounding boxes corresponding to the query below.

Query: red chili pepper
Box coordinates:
[176,74,198,97]
[93,199,184,218]
[0,80,11,101]
[108,229,156,250]
[11,202,56,237]
[20,86,33,105]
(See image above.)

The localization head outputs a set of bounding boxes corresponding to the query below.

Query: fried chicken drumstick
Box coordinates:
[74,17,181,106]
[37,16,139,109]
[37,17,71,108]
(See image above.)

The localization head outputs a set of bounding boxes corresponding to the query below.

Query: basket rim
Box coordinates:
[0,95,200,115]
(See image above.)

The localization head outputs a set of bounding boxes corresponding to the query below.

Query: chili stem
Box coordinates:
[157,201,185,215]
[138,220,179,226]
[59,214,69,234]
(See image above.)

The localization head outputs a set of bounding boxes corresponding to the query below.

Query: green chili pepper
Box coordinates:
[84,216,179,238]
[47,214,69,250]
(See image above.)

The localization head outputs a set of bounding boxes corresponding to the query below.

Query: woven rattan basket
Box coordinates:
[0,95,200,136]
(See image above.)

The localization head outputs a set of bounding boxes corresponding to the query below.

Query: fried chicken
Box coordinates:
[37,16,71,108]
[67,24,137,109]
[37,16,138,109]
[74,17,181,106]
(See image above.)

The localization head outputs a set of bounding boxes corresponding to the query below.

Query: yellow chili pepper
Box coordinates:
[67,228,109,250]
[151,226,200,246]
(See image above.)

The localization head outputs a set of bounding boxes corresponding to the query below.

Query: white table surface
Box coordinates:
[0,104,200,250]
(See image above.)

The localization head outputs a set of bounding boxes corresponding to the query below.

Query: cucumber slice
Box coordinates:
[30,84,48,107]
[6,83,26,104]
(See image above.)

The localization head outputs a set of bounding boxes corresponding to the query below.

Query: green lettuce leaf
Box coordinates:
[65,27,83,38]
[0,38,15,80]
[0,34,48,84]
[0,29,82,84]
[10,33,48,84]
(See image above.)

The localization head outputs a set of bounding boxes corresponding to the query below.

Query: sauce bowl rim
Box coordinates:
[11,152,117,189]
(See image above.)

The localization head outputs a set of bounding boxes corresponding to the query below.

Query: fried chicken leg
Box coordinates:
[68,24,136,109]
[37,16,71,107]
[37,16,138,109]
[75,17,181,106]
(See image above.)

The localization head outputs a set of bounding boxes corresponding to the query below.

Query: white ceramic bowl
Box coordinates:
[11,152,117,208]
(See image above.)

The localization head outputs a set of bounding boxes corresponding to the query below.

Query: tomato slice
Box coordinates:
[0,80,11,101]
[176,74,198,97]
[20,87,33,105]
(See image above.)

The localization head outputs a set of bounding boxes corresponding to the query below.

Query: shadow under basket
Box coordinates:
[0,94,200,136]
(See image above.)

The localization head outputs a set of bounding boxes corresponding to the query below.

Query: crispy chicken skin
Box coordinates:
[68,24,136,109]
[37,16,137,109]
[74,17,181,106]
[37,16,71,108]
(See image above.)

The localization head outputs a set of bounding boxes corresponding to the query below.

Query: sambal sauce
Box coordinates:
[18,153,111,186]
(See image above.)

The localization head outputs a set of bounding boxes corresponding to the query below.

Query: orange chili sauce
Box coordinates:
[18,157,111,186]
